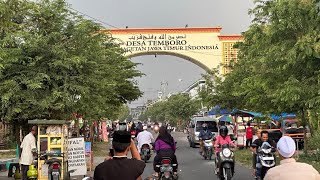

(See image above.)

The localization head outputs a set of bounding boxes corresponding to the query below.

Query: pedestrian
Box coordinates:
[94,130,146,180]
[20,126,37,180]
[226,122,234,140]
[264,136,320,180]
[245,122,253,148]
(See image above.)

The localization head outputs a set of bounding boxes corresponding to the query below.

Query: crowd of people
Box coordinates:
[94,124,178,180]
[19,121,320,180]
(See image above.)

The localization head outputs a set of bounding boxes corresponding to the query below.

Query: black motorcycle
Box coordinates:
[140,144,152,163]
[155,158,178,180]
[215,144,235,180]
[47,158,62,180]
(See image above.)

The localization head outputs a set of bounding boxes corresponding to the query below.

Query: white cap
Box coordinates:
[143,126,148,130]
[277,136,296,158]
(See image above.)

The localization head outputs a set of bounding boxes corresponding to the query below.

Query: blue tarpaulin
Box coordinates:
[208,106,230,116]
[231,109,263,117]
[270,113,296,121]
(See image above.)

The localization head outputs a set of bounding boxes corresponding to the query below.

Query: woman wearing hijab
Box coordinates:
[153,126,178,177]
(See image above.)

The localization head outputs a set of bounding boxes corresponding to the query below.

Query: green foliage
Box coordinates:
[138,111,148,122]
[0,0,142,123]
[146,93,200,125]
[204,0,320,115]
[309,130,320,151]
[115,105,130,121]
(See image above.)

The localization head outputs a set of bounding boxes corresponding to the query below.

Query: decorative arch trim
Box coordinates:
[126,51,210,71]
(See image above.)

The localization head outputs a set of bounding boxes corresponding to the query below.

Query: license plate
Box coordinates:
[52,172,60,176]
[262,157,274,161]
[160,167,172,172]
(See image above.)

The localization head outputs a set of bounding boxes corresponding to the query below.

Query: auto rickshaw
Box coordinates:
[28,119,70,180]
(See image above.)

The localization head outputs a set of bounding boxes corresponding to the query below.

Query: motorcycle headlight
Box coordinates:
[222,148,231,157]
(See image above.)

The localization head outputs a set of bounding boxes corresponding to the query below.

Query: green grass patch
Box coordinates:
[0,151,15,159]
[234,149,254,168]
[92,141,110,157]
[298,154,320,172]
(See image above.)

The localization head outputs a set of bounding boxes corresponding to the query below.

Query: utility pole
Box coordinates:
[160,81,168,100]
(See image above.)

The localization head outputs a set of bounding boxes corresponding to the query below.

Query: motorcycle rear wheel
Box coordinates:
[52,175,60,180]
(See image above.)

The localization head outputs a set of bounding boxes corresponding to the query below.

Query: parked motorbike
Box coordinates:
[255,142,276,180]
[140,144,152,163]
[27,151,68,180]
[203,139,214,160]
[215,144,235,180]
[155,158,178,180]
[47,158,62,180]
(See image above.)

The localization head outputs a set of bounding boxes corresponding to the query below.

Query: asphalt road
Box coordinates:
[141,131,255,180]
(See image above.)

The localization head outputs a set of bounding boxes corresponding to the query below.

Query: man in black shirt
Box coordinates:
[94,131,146,180]
[250,130,276,179]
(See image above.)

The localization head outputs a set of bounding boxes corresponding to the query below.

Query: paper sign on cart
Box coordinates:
[68,137,86,176]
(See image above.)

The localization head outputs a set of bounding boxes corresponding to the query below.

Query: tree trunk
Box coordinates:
[301,107,308,155]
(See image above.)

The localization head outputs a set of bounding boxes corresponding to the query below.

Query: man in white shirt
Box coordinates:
[264,136,320,180]
[136,126,154,152]
[226,122,234,140]
[20,126,37,180]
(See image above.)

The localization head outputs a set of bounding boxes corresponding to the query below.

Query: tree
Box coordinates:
[146,101,167,122]
[0,0,142,128]
[115,105,130,121]
[209,0,320,153]
[138,111,148,122]
[146,93,200,127]
[166,94,199,122]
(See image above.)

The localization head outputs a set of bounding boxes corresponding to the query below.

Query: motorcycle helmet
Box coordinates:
[202,123,208,130]
[219,125,228,137]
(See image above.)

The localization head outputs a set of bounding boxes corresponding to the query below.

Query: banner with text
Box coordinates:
[68,137,86,176]
[116,34,219,53]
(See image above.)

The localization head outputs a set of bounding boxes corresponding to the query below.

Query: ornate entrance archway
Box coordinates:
[104,27,243,74]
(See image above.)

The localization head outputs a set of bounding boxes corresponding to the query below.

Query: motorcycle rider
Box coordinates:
[250,130,276,180]
[198,123,214,156]
[136,125,154,153]
[153,126,178,178]
[214,125,236,174]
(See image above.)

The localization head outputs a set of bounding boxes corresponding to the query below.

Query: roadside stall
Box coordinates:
[231,110,262,149]
[271,113,308,149]
[28,119,70,180]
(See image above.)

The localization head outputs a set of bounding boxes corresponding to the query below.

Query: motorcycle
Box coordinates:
[203,139,214,160]
[47,158,62,180]
[215,144,235,180]
[155,158,178,180]
[131,130,136,138]
[27,151,70,180]
[255,142,276,180]
[140,144,152,163]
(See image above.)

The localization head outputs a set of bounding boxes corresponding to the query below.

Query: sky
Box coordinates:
[67,0,255,107]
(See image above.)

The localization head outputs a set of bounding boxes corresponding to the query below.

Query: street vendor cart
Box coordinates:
[28,119,70,180]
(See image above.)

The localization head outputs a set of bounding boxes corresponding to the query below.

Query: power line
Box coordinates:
[68,6,119,29]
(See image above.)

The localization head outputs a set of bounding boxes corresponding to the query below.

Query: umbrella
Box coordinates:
[218,115,233,122]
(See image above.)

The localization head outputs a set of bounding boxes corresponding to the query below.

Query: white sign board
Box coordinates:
[68,137,86,176]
